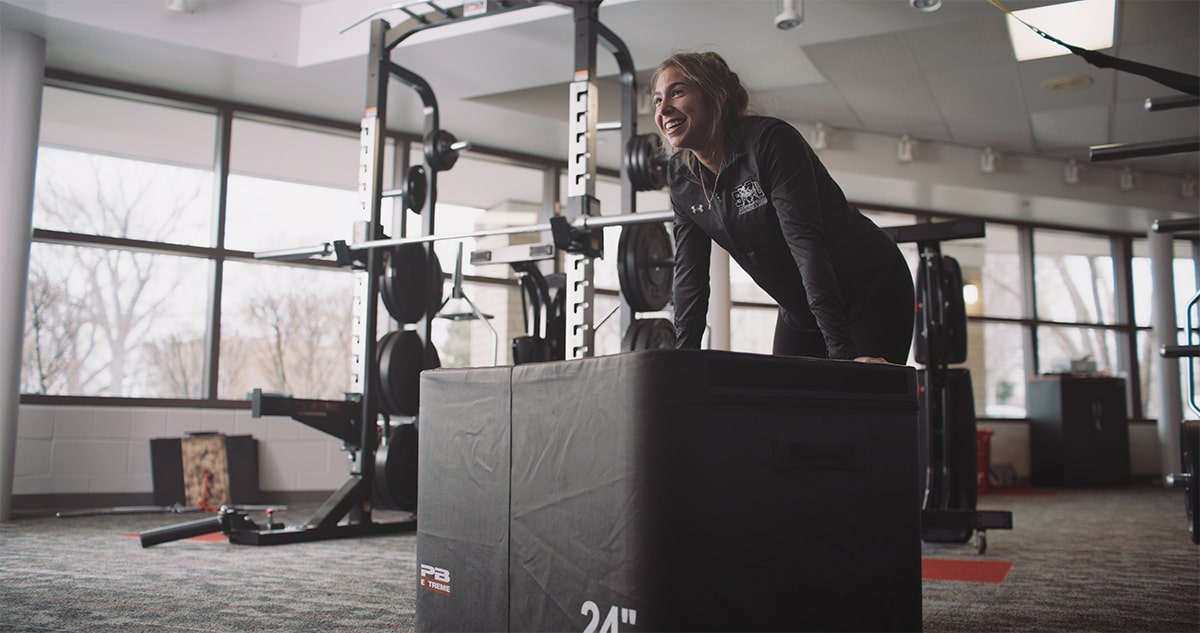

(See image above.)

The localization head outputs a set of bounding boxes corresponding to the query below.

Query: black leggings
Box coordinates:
[772,261,915,364]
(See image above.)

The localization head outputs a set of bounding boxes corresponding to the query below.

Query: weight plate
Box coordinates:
[639,318,676,350]
[382,244,428,324]
[425,129,459,171]
[621,319,647,352]
[375,332,405,416]
[377,330,428,416]
[374,422,418,512]
[405,165,427,213]
[617,223,674,313]
[382,246,443,325]
[624,133,667,192]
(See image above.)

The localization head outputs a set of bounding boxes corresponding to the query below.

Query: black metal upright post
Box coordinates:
[917,240,948,511]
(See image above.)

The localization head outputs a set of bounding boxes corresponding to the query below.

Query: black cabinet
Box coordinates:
[1028,375,1130,487]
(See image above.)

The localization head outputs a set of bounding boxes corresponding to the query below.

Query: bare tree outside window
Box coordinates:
[21,264,87,394]
[24,148,212,397]
[219,262,355,401]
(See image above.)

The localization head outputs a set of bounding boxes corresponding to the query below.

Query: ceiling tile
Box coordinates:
[903,16,1015,70]
[924,60,1026,122]
[735,44,825,92]
[836,72,950,141]
[1030,104,1111,151]
[803,32,917,83]
[1118,0,1200,44]
[754,84,863,130]
[1110,99,1199,146]
[946,115,1035,153]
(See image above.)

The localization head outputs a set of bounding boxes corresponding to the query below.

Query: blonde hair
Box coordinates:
[650,51,750,172]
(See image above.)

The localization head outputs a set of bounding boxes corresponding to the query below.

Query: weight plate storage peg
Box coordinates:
[617,222,674,313]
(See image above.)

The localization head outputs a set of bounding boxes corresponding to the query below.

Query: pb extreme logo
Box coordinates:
[419,564,451,595]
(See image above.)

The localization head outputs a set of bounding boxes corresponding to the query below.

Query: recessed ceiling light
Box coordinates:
[1007,0,1115,62]
[1040,74,1095,92]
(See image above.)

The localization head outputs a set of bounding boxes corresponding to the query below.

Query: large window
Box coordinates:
[225,118,362,253]
[1034,230,1117,326]
[1031,229,1122,393]
[23,243,210,397]
[25,86,219,398]
[21,75,1197,422]
[33,147,215,246]
[218,262,354,400]
[941,224,1027,418]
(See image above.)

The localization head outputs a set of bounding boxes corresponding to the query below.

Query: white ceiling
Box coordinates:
[2,0,1197,233]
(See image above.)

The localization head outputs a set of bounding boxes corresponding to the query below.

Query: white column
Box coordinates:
[707,245,731,350]
[1148,224,1182,482]
[0,29,46,522]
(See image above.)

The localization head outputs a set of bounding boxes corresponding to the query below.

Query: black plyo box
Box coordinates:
[416,350,921,632]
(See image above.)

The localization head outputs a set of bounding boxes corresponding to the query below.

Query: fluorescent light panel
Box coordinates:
[1006,0,1115,61]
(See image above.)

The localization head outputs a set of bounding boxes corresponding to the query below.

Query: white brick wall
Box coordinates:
[16,404,1168,499]
[15,404,350,497]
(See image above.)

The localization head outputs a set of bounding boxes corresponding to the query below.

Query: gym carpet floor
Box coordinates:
[1,485,1196,632]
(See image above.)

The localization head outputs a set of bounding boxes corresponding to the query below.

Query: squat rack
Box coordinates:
[145,0,656,546]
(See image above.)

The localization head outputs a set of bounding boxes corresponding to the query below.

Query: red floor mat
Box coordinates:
[922,558,1013,583]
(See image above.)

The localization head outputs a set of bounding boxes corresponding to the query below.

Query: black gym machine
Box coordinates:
[883,219,1013,554]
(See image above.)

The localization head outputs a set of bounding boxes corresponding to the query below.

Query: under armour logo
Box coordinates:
[690,204,706,214]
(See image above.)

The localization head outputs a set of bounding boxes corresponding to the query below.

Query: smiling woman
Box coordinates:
[652,51,915,366]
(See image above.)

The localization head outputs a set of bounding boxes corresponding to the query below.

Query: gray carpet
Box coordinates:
[0,505,418,632]
[1,486,1197,632]
[922,487,1200,633]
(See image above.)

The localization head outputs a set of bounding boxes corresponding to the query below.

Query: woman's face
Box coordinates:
[654,66,715,155]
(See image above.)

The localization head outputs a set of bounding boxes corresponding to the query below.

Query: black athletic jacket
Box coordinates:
[670,115,902,359]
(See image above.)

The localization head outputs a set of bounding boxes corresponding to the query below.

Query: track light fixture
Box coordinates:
[1119,167,1135,192]
[1064,159,1080,185]
[813,123,829,150]
[897,135,914,163]
[980,147,997,174]
[1182,174,1197,198]
[775,0,804,31]
[910,0,942,12]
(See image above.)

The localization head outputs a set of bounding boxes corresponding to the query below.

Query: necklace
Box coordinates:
[701,166,723,209]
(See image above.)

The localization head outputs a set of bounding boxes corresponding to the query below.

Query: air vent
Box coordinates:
[1040,74,1094,92]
